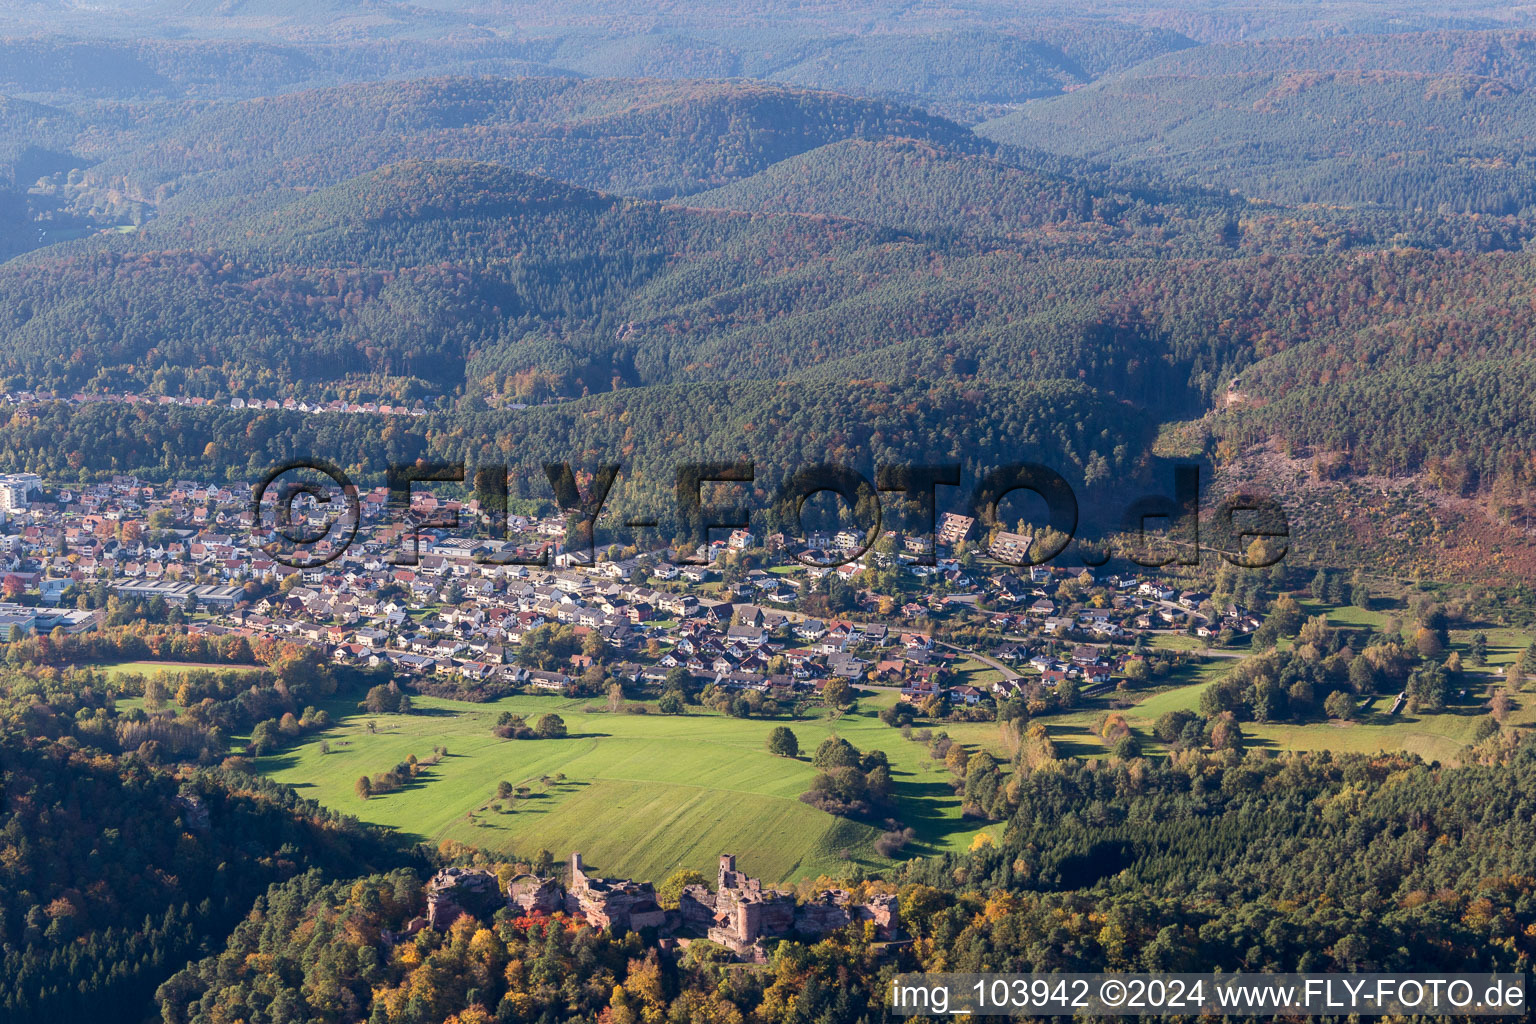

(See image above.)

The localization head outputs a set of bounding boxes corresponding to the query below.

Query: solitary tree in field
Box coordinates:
[535,713,567,739]
[767,726,799,758]
[1491,688,1514,723]
[822,678,852,708]
[1209,712,1245,751]
[1324,690,1355,720]
[1470,632,1489,665]
[355,776,372,800]
[248,720,278,756]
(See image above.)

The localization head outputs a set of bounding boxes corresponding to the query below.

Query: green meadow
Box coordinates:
[1028,600,1536,765]
[95,660,261,680]
[1028,674,1532,765]
[259,691,998,884]
[948,658,1004,689]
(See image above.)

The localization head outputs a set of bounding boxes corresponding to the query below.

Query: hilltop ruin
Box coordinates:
[425,851,899,958]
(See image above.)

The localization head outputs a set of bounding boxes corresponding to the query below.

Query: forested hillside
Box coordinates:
[0,728,416,1024]
[0,642,429,1024]
[0,378,1153,533]
[86,77,985,208]
[747,30,1133,115]
[0,19,1192,120]
[686,137,1236,250]
[1126,30,1536,83]
[979,31,1536,214]
[9,150,1536,523]
[0,37,569,101]
[0,8,1534,553]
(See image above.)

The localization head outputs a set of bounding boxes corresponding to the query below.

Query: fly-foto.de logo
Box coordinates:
[250,459,1289,570]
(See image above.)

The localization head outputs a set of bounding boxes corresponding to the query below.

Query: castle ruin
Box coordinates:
[425,851,899,958]
[563,852,668,930]
[425,866,504,930]
[680,854,900,955]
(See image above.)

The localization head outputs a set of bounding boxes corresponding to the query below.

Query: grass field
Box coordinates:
[1149,634,1204,652]
[948,658,1004,689]
[1233,702,1511,760]
[1025,678,1533,765]
[94,660,261,679]
[1297,598,1391,632]
[1033,666,1536,765]
[259,691,996,884]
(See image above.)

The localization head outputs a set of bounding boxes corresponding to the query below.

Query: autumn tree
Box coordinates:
[656,869,709,910]
[1324,690,1355,720]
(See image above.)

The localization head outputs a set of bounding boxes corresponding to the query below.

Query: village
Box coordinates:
[419,852,899,962]
[0,389,443,418]
[0,470,1263,710]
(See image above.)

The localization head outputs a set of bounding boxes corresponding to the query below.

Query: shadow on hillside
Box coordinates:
[1045,731,1100,761]
[259,751,303,772]
[889,777,969,854]
[400,706,461,718]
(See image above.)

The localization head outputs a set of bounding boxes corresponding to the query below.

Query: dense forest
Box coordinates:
[0,621,429,1023]
[0,724,418,1024]
[7,164,1536,517]
[84,78,990,208]
[979,31,1536,214]
[0,18,1195,121]
[0,378,1155,537]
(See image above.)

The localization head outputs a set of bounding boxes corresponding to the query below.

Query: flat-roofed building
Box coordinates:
[0,473,41,512]
[112,581,242,610]
[0,604,38,640]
